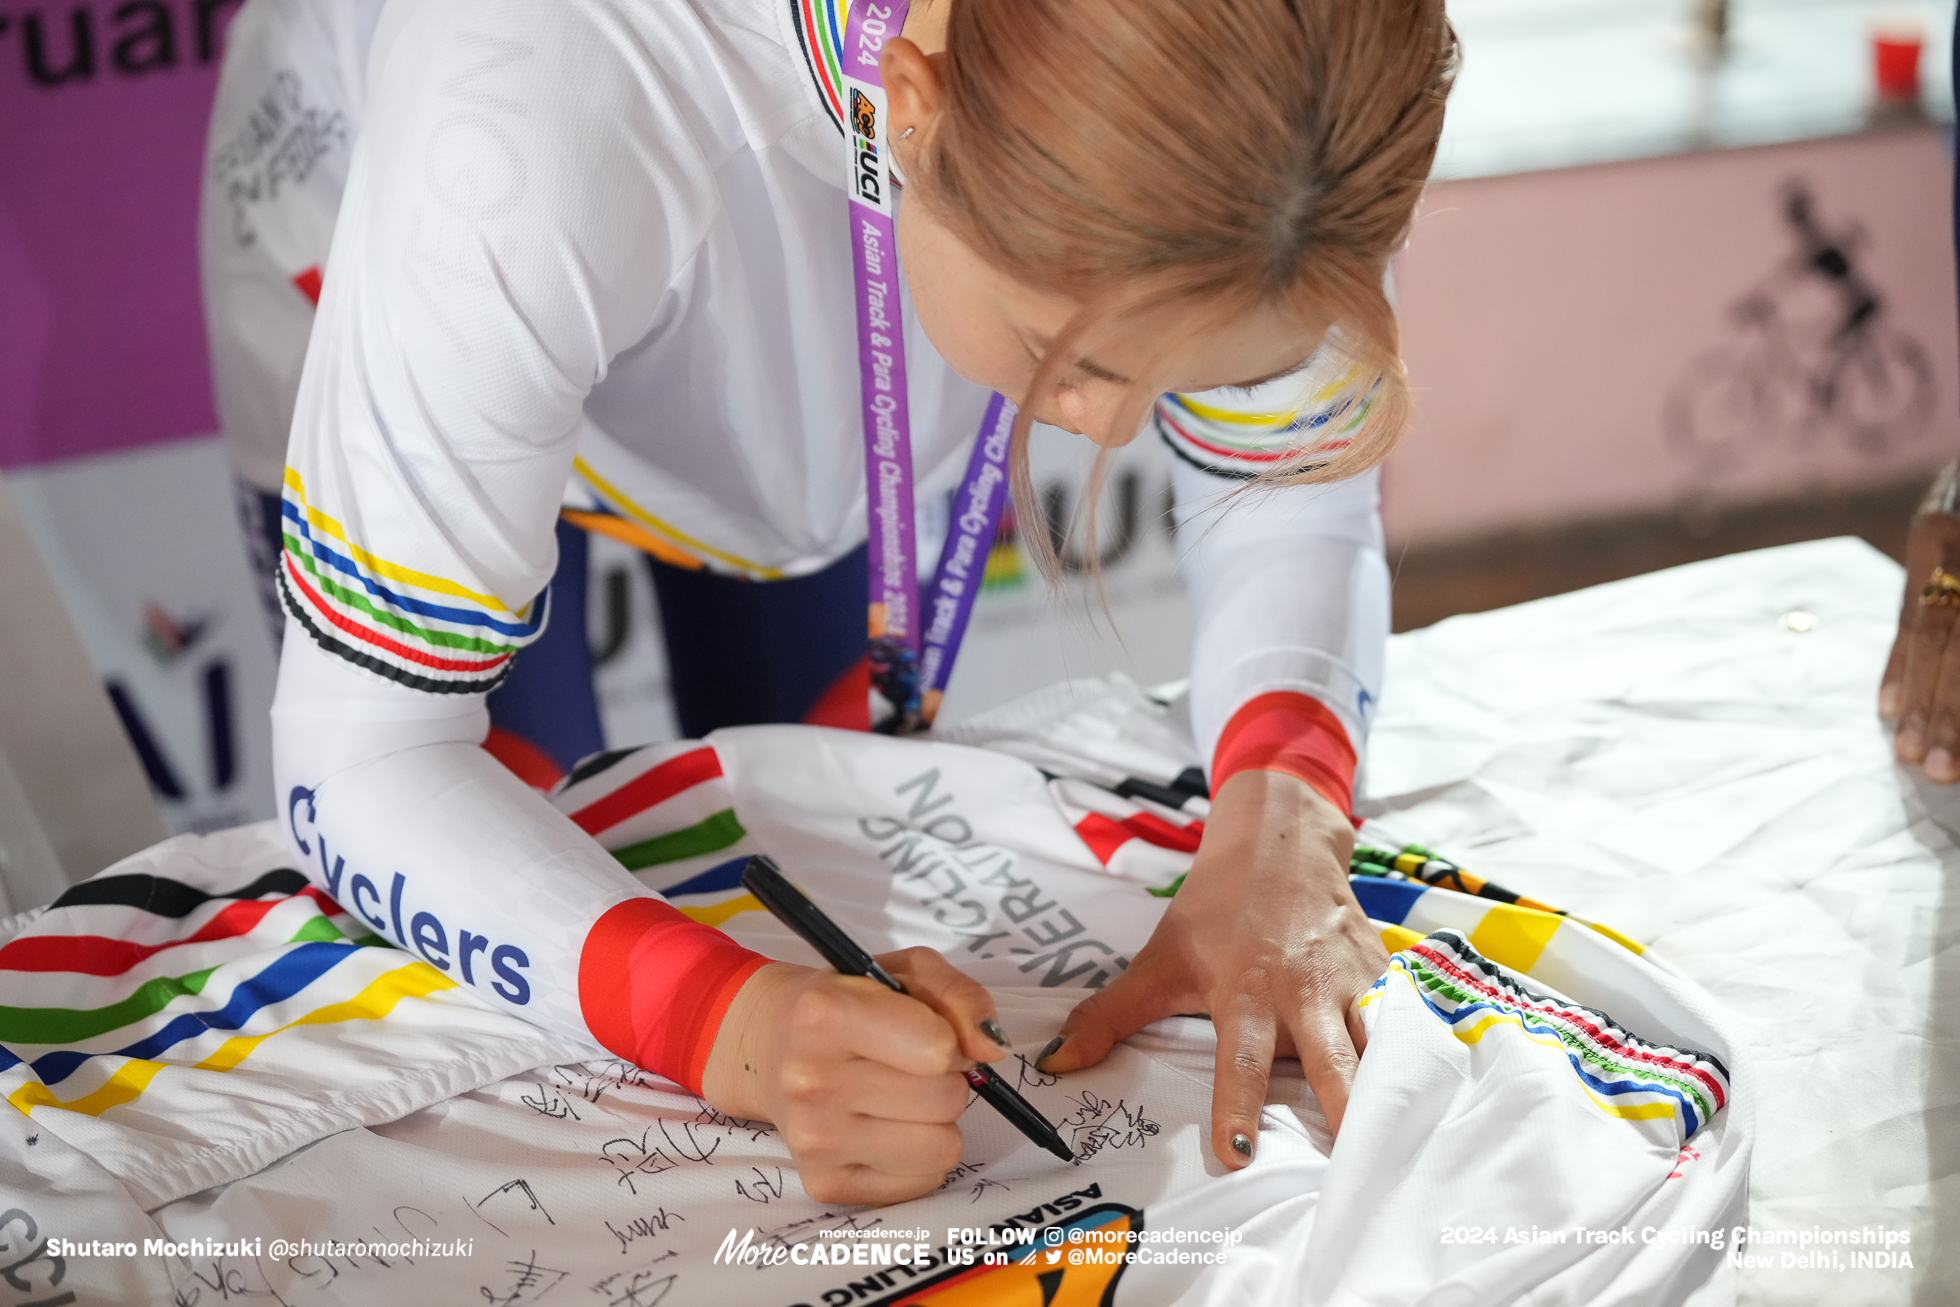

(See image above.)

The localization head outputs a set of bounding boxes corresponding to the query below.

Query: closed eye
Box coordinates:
[1216,356,1313,396]
[1017,327,1131,387]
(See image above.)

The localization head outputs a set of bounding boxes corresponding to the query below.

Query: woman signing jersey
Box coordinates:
[219,0,1456,1205]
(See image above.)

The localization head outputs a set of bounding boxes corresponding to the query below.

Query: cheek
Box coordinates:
[898,235,1029,397]
[906,278,1026,396]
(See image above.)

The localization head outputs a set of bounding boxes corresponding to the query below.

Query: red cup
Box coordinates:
[1873,25,1924,102]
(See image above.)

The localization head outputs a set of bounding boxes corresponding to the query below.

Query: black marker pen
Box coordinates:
[741,855,1074,1163]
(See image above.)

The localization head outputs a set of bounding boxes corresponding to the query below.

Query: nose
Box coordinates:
[1019,390,1083,437]
[1054,384,1141,449]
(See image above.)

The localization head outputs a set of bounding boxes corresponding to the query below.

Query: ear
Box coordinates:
[880,38,946,142]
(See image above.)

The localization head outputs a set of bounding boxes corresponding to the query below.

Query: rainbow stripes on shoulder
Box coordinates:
[1155,366,1379,481]
[277,467,546,694]
[790,0,848,136]
[1370,929,1732,1142]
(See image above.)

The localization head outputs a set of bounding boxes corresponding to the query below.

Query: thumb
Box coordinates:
[1039,953,1190,1075]
[1891,508,1951,720]
[1880,626,1910,720]
[1882,557,1920,720]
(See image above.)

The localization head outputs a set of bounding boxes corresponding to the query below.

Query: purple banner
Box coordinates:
[843,0,1012,732]
[854,208,915,647]
[919,392,1013,710]
[0,0,238,468]
[844,0,922,729]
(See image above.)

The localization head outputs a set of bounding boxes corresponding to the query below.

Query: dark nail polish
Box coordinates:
[1230,1132,1254,1159]
[979,1018,1009,1048]
[1036,1035,1065,1069]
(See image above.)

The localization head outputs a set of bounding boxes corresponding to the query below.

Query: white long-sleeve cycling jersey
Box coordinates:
[206,0,1391,1057]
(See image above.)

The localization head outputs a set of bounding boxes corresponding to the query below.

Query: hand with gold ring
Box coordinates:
[1881,459,1960,782]
[1922,567,1960,608]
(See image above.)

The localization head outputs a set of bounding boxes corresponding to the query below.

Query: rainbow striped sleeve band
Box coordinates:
[1154,364,1381,481]
[1369,929,1731,1143]
[277,467,547,694]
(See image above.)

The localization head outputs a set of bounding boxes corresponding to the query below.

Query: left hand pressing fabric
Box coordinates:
[1036,769,1386,1168]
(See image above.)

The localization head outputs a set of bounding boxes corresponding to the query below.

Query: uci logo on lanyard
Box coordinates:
[850,88,883,204]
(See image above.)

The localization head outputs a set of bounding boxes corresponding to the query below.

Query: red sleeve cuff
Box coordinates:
[578,898,769,1095]
[1211,691,1357,817]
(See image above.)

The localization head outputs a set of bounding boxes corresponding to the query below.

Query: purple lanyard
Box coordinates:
[845,0,1014,734]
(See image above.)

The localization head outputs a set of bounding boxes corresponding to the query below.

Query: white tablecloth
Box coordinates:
[1363,537,1950,1305]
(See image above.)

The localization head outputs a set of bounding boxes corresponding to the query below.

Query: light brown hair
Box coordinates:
[910,0,1457,576]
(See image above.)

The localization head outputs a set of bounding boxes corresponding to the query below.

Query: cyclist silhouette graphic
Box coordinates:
[1667,180,1934,468]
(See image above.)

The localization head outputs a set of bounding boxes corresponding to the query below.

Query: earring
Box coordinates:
[897,126,917,140]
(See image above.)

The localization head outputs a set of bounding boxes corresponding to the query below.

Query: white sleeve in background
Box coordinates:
[1160,376,1391,777]
[281,0,705,653]
[199,0,383,494]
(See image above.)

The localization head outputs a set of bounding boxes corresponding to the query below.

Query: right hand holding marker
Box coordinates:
[701,948,1009,1206]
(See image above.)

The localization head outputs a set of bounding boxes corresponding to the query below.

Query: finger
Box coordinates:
[878,947,1007,1064]
[1209,988,1278,1170]
[1286,990,1363,1141]
[1344,993,1370,1061]
[812,976,964,1078]
[1897,600,1957,763]
[1889,505,1952,724]
[793,1116,964,1189]
[778,1058,969,1125]
[1879,627,1910,721]
[1883,536,1929,722]
[1925,628,1960,783]
[1039,951,1192,1075]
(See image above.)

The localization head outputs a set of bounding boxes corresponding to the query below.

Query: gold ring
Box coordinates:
[1921,566,1960,607]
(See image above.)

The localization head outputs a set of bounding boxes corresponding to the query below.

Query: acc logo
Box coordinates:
[849,87,883,204]
[850,87,877,141]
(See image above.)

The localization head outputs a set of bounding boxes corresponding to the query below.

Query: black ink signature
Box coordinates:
[600,1133,680,1197]
[589,1265,676,1307]
[969,1177,1013,1203]
[1058,1091,1159,1161]
[474,1180,556,1236]
[1013,1054,1058,1092]
[734,1168,786,1204]
[690,1100,775,1143]
[939,1160,985,1191]
[603,1209,684,1257]
[479,1249,568,1305]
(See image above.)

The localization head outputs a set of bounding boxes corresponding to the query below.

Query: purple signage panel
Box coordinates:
[0,0,238,468]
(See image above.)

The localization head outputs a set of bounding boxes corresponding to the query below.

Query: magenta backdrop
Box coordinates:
[0,1,240,468]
